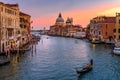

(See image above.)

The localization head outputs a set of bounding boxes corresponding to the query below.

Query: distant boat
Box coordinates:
[76,59,93,74]
[113,47,120,56]
[105,40,115,45]
[113,42,120,56]
[91,38,103,44]
[24,46,31,51]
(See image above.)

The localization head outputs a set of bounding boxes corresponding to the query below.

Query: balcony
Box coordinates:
[8,36,14,40]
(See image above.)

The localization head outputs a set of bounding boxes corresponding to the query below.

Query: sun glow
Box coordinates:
[99,7,120,16]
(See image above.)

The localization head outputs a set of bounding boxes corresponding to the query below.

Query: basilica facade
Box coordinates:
[49,13,82,37]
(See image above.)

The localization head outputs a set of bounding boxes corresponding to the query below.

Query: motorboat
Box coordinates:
[113,47,120,56]
[113,42,120,55]
[91,38,103,44]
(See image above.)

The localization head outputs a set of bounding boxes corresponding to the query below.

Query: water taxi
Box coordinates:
[91,38,102,44]
[113,47,120,56]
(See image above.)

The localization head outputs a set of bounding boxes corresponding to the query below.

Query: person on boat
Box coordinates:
[90,59,93,65]
[82,59,93,70]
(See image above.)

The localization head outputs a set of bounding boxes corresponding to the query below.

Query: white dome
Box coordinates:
[56,13,64,23]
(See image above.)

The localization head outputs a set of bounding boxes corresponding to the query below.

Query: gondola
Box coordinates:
[76,59,93,74]
[0,59,10,66]
[0,54,10,66]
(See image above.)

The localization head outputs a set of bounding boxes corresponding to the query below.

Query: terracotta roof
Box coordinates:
[92,16,116,23]
[74,25,82,28]
[0,2,18,6]
[99,17,116,23]
[0,2,19,10]
[0,2,4,4]
[20,12,31,17]
[5,3,19,7]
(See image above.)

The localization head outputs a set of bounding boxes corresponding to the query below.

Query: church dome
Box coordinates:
[56,13,64,23]
[66,17,73,24]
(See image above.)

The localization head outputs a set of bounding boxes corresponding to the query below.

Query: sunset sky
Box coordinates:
[0,0,120,30]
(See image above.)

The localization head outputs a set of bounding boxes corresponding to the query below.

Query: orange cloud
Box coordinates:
[32,2,120,29]
[32,15,55,29]
[98,7,120,16]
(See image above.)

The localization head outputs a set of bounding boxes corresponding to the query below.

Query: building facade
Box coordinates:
[89,16,115,41]
[20,12,31,46]
[0,2,31,53]
[49,13,82,37]
[114,13,120,39]
[0,2,20,52]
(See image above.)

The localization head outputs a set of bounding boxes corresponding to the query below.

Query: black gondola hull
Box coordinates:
[76,67,92,74]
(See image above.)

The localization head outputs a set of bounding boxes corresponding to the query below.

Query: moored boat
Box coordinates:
[0,59,10,66]
[91,38,103,44]
[113,42,120,55]
[105,40,115,45]
[0,54,10,66]
[113,47,120,56]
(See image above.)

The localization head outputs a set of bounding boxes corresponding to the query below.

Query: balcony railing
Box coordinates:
[8,36,14,40]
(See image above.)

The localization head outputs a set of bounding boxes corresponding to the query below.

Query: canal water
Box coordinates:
[0,35,120,80]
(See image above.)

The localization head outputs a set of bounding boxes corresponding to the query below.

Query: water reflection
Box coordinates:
[0,35,120,80]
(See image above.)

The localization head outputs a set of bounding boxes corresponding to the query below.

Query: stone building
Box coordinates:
[89,16,115,41]
[0,2,31,53]
[114,13,120,40]
[20,12,31,46]
[0,2,20,52]
[49,13,82,37]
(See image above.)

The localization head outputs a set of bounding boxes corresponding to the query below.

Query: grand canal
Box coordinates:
[0,35,120,80]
